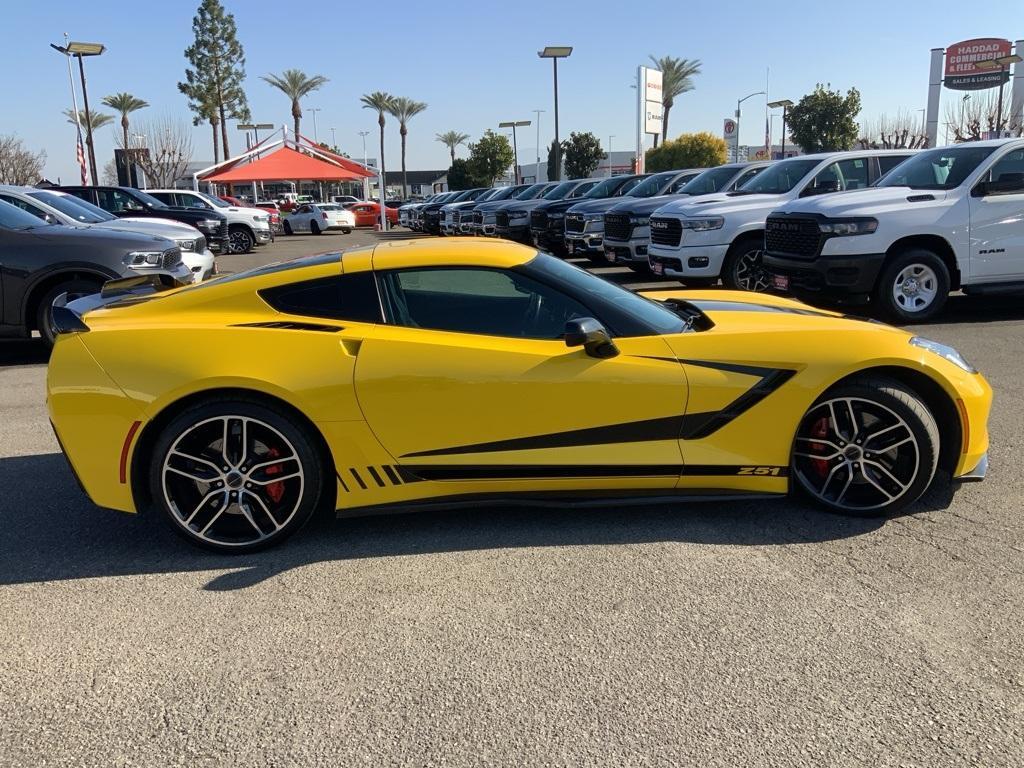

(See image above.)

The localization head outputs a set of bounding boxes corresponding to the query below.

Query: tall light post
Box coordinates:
[358,130,371,200]
[538,46,572,181]
[238,122,273,151]
[735,90,766,162]
[51,39,105,185]
[499,120,531,184]
[976,53,1023,136]
[307,107,322,143]
[532,109,545,181]
[607,134,615,176]
[766,99,793,158]
[330,127,337,149]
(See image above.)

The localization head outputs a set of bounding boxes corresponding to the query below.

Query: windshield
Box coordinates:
[317,204,343,211]
[580,177,625,199]
[627,172,678,198]
[877,145,997,190]
[734,158,819,195]
[680,166,744,196]
[0,199,51,230]
[198,192,230,208]
[515,184,550,200]
[543,182,577,200]
[28,190,112,223]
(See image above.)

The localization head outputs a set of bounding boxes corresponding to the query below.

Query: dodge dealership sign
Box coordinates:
[945,38,1012,90]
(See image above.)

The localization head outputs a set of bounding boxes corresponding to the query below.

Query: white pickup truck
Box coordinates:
[764,138,1024,321]
[147,189,272,254]
[647,150,914,290]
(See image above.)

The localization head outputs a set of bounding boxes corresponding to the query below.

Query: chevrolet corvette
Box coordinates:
[47,239,991,552]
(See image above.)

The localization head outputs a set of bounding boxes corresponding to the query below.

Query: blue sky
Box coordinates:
[1,0,1019,182]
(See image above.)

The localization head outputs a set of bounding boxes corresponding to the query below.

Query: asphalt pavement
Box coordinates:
[1,230,1021,767]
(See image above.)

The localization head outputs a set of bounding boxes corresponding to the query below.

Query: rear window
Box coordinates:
[259,272,382,323]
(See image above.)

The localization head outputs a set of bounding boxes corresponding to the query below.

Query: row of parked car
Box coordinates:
[399,138,1024,321]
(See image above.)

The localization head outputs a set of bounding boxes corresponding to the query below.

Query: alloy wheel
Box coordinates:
[229,228,254,254]
[793,396,920,512]
[733,248,771,292]
[161,415,305,548]
[891,263,938,314]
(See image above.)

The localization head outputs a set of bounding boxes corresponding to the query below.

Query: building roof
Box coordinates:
[201,146,374,183]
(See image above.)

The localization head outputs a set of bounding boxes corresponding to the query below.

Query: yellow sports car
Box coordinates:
[47,239,991,552]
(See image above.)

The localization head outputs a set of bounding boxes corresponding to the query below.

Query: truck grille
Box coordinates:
[215,220,228,247]
[650,217,682,247]
[161,248,183,269]
[564,213,585,234]
[530,210,547,229]
[473,211,484,225]
[604,214,633,241]
[495,211,510,228]
[765,216,823,259]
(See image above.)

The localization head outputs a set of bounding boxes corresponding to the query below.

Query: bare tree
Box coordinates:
[943,92,1023,142]
[0,135,46,185]
[857,110,929,149]
[101,158,119,185]
[116,115,193,188]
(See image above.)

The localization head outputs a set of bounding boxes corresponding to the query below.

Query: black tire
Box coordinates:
[283,220,293,236]
[722,235,770,292]
[228,226,255,254]
[874,249,950,323]
[310,220,321,235]
[148,398,326,553]
[791,375,940,518]
[34,278,102,347]
[342,228,352,235]
[627,262,651,274]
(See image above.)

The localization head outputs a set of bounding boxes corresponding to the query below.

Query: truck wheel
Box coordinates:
[283,220,293,236]
[310,220,321,235]
[34,278,102,347]
[875,249,949,323]
[722,236,770,292]
[228,226,255,254]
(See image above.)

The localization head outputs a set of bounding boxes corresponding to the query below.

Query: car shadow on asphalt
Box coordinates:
[0,338,49,367]
[0,452,955,592]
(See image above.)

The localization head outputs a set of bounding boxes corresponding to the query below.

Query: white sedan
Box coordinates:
[284,203,355,235]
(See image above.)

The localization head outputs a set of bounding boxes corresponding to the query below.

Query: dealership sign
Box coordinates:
[945,38,1012,91]
[723,118,736,140]
[640,67,663,135]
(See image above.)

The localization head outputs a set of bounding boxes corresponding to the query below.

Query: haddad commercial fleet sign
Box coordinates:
[945,38,1012,90]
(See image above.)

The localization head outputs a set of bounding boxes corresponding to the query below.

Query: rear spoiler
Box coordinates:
[50,274,187,336]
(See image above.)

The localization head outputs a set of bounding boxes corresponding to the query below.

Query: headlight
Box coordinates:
[680,217,724,231]
[123,251,163,267]
[253,214,268,222]
[198,218,221,230]
[549,212,564,219]
[818,217,878,235]
[630,216,650,225]
[910,336,977,373]
[583,213,603,221]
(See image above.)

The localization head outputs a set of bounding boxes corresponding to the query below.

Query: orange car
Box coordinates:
[350,201,399,227]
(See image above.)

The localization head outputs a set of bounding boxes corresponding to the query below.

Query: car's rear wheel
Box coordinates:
[149,400,325,552]
[874,249,949,323]
[342,227,352,235]
[791,376,939,518]
[228,226,255,254]
[283,220,293,236]
[722,236,771,292]
[310,220,321,235]
[35,278,102,347]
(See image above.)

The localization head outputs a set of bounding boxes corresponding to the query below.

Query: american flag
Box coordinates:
[75,120,87,185]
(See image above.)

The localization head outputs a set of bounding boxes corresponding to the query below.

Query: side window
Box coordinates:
[733,166,765,188]
[258,272,383,323]
[668,176,692,194]
[570,182,597,198]
[878,155,910,176]
[181,194,209,209]
[810,158,869,193]
[97,189,142,213]
[379,267,593,340]
[983,149,1024,194]
[0,195,47,220]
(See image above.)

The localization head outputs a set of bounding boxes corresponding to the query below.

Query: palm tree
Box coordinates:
[360,91,395,195]
[63,108,114,133]
[648,55,703,146]
[261,69,329,139]
[102,92,149,155]
[436,130,470,165]
[386,97,428,199]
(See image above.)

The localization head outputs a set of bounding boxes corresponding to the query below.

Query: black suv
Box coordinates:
[58,186,230,252]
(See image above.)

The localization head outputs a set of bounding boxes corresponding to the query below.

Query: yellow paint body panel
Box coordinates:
[46,242,992,517]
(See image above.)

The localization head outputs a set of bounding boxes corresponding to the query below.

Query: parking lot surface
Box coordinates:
[1,230,1022,767]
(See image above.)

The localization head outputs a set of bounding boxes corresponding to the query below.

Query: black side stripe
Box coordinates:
[349,468,368,490]
[382,465,403,485]
[678,361,796,440]
[367,466,386,488]
[232,321,344,333]
[400,464,788,482]
[336,472,350,492]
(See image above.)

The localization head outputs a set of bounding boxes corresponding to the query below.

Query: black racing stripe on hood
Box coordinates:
[686,299,834,317]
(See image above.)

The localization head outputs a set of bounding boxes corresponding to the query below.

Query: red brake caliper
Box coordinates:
[809,416,831,477]
[263,447,285,503]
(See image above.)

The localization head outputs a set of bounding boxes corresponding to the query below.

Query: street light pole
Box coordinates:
[539,47,572,181]
[736,90,766,162]
[51,39,105,185]
[767,99,793,159]
[308,107,322,143]
[607,135,614,176]
[533,109,544,181]
[330,127,336,149]
[499,120,531,184]
[359,130,370,200]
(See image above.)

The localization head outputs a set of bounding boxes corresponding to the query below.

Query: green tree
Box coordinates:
[360,91,395,188]
[63,109,114,133]
[436,130,470,165]
[648,55,702,146]
[545,139,562,182]
[645,131,727,172]
[102,93,149,177]
[178,0,250,160]
[261,69,328,141]
[562,131,604,179]
[446,158,480,191]
[467,130,515,186]
[787,84,862,153]
[386,96,428,199]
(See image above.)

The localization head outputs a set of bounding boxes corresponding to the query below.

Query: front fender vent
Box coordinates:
[906,194,935,202]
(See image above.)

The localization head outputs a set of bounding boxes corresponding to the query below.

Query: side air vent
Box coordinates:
[906,194,935,202]
[232,321,344,333]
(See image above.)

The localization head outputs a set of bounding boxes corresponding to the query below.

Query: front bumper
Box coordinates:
[497,223,530,242]
[564,231,604,254]
[648,243,729,278]
[531,226,565,250]
[254,227,273,244]
[603,233,650,264]
[763,252,886,298]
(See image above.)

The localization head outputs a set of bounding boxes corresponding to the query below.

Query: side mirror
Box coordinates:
[564,317,619,359]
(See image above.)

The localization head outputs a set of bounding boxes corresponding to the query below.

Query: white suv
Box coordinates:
[147,189,272,254]
[764,139,1024,321]
[647,150,914,290]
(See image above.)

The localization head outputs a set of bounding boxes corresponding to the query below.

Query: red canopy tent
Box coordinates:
[201,145,373,183]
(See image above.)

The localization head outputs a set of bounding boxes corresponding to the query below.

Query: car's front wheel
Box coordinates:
[149,399,326,552]
[283,220,293,236]
[35,278,102,347]
[874,249,950,323]
[791,376,939,517]
[228,226,255,254]
[310,220,321,235]
[722,236,771,292]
